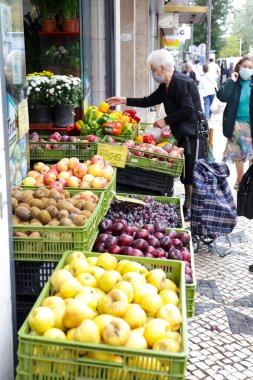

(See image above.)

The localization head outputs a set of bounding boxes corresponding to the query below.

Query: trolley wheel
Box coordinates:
[192,234,200,252]
[201,236,213,245]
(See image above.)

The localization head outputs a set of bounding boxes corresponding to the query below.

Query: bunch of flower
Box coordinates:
[27,75,51,107]
[47,75,82,107]
[26,70,54,78]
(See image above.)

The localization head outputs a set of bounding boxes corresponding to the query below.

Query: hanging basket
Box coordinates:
[62,19,75,32]
[28,105,53,124]
[54,105,75,127]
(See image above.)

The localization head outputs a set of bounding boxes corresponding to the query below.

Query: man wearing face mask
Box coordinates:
[106,49,207,221]
[217,55,253,190]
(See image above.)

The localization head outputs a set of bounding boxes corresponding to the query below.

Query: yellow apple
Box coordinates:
[93,314,116,335]
[121,261,147,275]
[60,277,83,298]
[42,296,65,309]
[97,289,128,317]
[159,289,180,307]
[125,330,148,349]
[79,286,105,303]
[144,318,171,347]
[123,304,146,329]
[69,259,90,277]
[88,266,105,280]
[133,283,158,304]
[153,338,181,353]
[66,251,86,264]
[113,281,134,303]
[66,328,76,340]
[156,304,182,332]
[50,269,72,292]
[166,331,182,344]
[122,272,146,285]
[164,278,179,292]
[88,351,118,361]
[87,257,98,266]
[63,265,70,271]
[146,269,166,291]
[63,299,95,328]
[116,259,130,274]
[43,328,66,340]
[75,319,100,344]
[75,291,98,311]
[97,270,122,293]
[140,293,163,318]
[28,307,55,335]
[102,318,131,346]
[96,252,117,270]
[76,272,97,287]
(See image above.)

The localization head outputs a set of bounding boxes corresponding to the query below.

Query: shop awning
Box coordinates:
[164,4,208,25]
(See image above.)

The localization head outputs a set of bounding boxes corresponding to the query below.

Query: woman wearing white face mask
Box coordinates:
[217,55,253,190]
[106,49,207,221]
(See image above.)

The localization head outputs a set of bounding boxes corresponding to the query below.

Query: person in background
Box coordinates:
[198,64,217,120]
[217,55,253,190]
[208,58,221,87]
[183,62,198,85]
[106,49,207,221]
[181,59,188,73]
[193,59,203,84]
[227,62,234,78]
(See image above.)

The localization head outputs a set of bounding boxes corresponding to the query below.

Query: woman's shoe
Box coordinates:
[249,264,253,273]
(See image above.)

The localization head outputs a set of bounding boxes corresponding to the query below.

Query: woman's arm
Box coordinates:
[164,81,194,125]
[216,74,238,102]
[107,85,164,108]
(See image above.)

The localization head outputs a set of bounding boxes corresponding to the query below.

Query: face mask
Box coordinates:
[152,71,164,83]
[239,67,253,81]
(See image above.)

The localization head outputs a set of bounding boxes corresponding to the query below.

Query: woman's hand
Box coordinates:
[231,72,239,82]
[153,118,166,129]
[106,97,127,106]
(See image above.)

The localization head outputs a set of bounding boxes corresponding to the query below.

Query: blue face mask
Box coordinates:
[239,67,253,81]
[152,71,164,84]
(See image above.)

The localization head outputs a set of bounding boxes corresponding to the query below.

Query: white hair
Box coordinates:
[185,61,193,69]
[147,49,175,70]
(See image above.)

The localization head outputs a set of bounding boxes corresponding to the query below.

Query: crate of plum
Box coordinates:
[29,132,99,161]
[94,218,196,318]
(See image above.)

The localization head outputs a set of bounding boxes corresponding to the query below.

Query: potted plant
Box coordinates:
[47,75,82,127]
[26,71,54,124]
[31,0,58,32]
[61,0,78,32]
[67,41,80,76]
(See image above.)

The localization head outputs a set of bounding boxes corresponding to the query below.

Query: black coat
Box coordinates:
[127,71,203,141]
[182,70,198,84]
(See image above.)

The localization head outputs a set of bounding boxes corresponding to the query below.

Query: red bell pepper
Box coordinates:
[143,135,154,144]
[102,122,122,135]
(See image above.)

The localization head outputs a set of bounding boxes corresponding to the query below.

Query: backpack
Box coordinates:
[237,165,253,219]
[191,159,237,239]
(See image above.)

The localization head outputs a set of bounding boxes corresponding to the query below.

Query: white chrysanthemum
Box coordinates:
[49,88,55,94]
[35,87,40,91]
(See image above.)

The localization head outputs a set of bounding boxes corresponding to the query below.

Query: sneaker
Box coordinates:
[183,207,191,222]
[234,182,240,191]
[249,264,253,273]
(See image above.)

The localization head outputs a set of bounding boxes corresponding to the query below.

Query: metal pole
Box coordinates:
[239,38,242,57]
[206,0,212,62]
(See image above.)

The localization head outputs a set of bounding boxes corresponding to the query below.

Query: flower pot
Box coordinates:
[74,18,79,32]
[41,20,56,33]
[29,105,53,124]
[62,20,75,33]
[71,67,80,77]
[54,105,75,127]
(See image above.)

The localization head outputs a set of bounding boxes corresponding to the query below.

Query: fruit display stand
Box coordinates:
[16,251,188,380]
[13,189,105,262]
[29,137,98,161]
[103,136,184,177]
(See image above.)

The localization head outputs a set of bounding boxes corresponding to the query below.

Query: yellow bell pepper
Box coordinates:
[157,142,168,147]
[96,110,103,118]
[123,115,130,123]
[99,102,110,113]
[87,105,98,111]
[135,136,143,143]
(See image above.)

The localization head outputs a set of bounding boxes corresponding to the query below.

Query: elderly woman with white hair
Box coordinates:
[183,61,198,85]
[107,49,206,221]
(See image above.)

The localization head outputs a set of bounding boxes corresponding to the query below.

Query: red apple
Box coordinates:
[80,181,91,188]
[56,161,69,172]
[66,176,81,188]
[68,157,80,170]
[44,171,57,186]
[91,177,108,189]
[58,171,71,180]
[73,163,88,179]
[50,180,63,192]
[90,155,104,164]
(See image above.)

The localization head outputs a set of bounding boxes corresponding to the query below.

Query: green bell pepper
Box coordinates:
[80,124,91,135]
[84,108,98,124]
[121,123,133,135]
[97,114,116,125]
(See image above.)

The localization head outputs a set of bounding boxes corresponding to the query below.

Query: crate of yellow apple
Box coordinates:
[16,251,188,380]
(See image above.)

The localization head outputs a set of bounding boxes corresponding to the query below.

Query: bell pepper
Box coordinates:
[75,119,84,131]
[80,124,91,135]
[123,109,136,118]
[84,108,98,124]
[121,123,133,136]
[97,114,114,125]
[102,122,122,135]
[135,136,143,143]
[143,135,153,144]
[99,102,110,113]
[96,110,103,119]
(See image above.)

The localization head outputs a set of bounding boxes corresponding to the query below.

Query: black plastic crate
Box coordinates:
[16,295,37,330]
[116,167,174,196]
[15,261,57,296]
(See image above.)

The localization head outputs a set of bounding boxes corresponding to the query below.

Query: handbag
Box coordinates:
[210,96,222,114]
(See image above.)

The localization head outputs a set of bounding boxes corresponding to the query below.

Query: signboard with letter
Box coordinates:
[97,143,128,168]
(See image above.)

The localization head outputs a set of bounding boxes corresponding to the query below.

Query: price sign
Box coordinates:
[115,195,146,205]
[18,99,29,139]
[97,143,128,168]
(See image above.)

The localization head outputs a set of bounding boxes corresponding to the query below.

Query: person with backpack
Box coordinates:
[106,49,207,221]
[217,55,253,190]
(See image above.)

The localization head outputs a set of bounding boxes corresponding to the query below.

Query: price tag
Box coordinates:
[97,143,128,168]
[115,195,146,205]
[18,99,29,139]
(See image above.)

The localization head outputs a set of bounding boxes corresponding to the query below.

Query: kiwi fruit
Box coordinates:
[82,201,96,212]
[12,215,21,223]
[59,218,74,226]
[44,198,57,207]
[29,232,41,238]
[74,200,86,210]
[30,207,41,219]
[71,207,82,215]
[49,189,62,201]
[12,185,22,192]
[14,232,28,238]
[30,198,43,209]
[57,210,69,220]
[40,197,49,207]
[62,190,70,199]
[46,206,59,218]
[56,200,73,212]
[18,202,30,210]
[73,215,87,226]
[11,189,23,203]
[48,220,60,226]
[33,188,47,199]
[38,210,52,225]
[12,197,18,210]
[69,213,79,221]
[22,189,34,196]
[81,210,92,219]
[72,194,81,200]
[67,198,76,205]
[21,193,34,204]
[15,206,31,221]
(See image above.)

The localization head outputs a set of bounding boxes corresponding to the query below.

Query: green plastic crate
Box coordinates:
[13,189,105,262]
[16,251,188,380]
[116,193,185,229]
[30,137,98,161]
[102,135,184,177]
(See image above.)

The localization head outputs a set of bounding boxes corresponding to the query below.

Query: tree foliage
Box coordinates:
[232,0,253,54]
[219,34,242,57]
[192,0,232,57]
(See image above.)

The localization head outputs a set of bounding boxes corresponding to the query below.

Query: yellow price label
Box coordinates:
[97,143,128,168]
